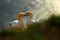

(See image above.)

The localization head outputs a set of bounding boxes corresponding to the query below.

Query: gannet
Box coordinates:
[7,11,35,32]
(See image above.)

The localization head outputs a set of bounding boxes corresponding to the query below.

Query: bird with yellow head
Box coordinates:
[8,11,34,32]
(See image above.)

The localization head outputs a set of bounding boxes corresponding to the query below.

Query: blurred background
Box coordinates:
[0,0,60,29]
[0,0,60,40]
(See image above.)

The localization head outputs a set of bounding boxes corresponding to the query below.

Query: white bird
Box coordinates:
[7,11,36,32]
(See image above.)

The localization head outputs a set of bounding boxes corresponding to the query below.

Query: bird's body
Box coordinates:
[9,19,35,27]
[8,19,35,32]
[9,20,22,27]
[7,11,36,32]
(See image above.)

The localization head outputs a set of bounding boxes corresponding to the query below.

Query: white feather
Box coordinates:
[7,14,37,31]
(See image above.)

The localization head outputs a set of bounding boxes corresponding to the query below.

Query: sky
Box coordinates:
[0,0,60,29]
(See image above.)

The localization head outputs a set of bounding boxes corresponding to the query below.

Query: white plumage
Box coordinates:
[9,19,35,28]
[7,11,36,32]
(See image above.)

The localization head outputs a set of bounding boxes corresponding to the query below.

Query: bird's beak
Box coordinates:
[17,12,24,21]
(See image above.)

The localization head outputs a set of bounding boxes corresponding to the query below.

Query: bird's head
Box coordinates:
[26,11,33,19]
[17,12,24,21]
[17,11,33,25]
